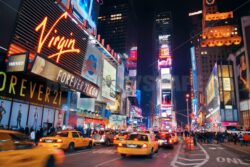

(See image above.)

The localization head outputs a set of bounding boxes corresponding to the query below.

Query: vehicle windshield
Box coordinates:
[127,134,148,141]
[159,133,171,139]
[52,131,69,137]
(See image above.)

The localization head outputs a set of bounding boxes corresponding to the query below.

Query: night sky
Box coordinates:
[134,0,201,125]
[132,0,250,126]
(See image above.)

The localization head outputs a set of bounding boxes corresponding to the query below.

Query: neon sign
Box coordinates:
[35,12,80,63]
[158,58,172,67]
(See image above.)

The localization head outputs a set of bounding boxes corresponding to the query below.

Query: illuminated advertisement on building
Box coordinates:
[206,74,216,105]
[31,55,99,98]
[160,46,171,59]
[0,99,11,127]
[102,59,116,101]
[82,42,101,84]
[126,80,136,96]
[70,0,98,30]
[117,62,125,90]
[130,105,142,118]
[158,58,172,68]
[10,102,28,129]
[159,35,171,45]
[11,0,88,74]
[54,109,65,128]
[236,52,249,101]
[162,90,171,107]
[109,115,126,129]
[0,71,67,108]
[190,47,198,93]
[6,53,28,72]
[42,108,55,125]
[28,105,43,130]
[128,47,138,61]
[161,68,170,75]
[161,74,171,89]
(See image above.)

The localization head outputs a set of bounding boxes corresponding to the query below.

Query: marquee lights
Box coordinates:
[35,12,80,63]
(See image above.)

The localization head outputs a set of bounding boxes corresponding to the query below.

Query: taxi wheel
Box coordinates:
[120,154,126,158]
[148,149,154,159]
[45,156,55,167]
[68,143,75,152]
[105,140,111,146]
[87,141,93,148]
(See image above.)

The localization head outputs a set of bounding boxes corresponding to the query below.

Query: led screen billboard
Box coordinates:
[81,42,101,84]
[102,59,116,101]
[71,0,98,30]
[162,90,171,107]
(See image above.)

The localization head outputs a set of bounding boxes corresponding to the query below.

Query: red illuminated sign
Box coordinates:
[158,58,172,67]
[35,12,80,63]
[160,47,171,59]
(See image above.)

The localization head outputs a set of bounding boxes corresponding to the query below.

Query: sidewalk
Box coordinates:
[222,142,250,155]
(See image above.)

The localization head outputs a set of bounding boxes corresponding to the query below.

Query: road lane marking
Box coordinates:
[216,157,250,165]
[170,142,183,167]
[66,149,93,157]
[175,161,200,166]
[94,157,121,167]
[178,157,204,161]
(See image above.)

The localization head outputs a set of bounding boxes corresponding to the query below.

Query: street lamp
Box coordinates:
[186,94,190,132]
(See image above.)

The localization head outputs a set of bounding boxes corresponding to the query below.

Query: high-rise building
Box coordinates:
[200,0,242,94]
[152,11,176,130]
[97,0,136,54]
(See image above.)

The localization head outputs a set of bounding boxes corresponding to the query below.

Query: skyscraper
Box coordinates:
[200,0,241,96]
[97,0,137,54]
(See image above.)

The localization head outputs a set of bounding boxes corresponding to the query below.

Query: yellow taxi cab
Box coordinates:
[38,130,93,152]
[113,131,129,146]
[0,130,64,167]
[117,133,158,158]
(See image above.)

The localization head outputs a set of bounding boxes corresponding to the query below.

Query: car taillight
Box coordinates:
[57,139,63,143]
[39,139,43,142]
[142,144,148,148]
[118,143,123,147]
[169,139,172,144]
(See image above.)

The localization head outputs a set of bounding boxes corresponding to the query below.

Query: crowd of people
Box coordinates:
[194,131,250,146]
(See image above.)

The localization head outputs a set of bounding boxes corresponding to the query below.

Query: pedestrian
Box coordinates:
[233,133,238,145]
[30,128,36,142]
[243,133,249,146]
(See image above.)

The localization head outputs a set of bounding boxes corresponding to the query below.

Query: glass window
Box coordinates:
[224,91,232,105]
[53,132,68,137]
[9,133,29,142]
[221,65,229,77]
[72,132,79,138]
[127,134,148,141]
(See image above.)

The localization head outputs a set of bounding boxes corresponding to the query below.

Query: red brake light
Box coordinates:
[134,138,138,141]
[118,143,123,147]
[142,143,147,148]
[169,139,172,143]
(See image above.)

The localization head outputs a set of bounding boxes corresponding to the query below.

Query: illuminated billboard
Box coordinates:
[160,46,171,59]
[81,42,101,84]
[71,0,98,29]
[102,59,117,101]
[7,53,28,72]
[158,58,172,68]
[162,90,172,107]
[11,0,89,75]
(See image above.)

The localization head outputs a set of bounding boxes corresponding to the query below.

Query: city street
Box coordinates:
[62,142,250,167]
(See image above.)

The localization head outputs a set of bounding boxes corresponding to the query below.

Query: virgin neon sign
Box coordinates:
[35,12,80,63]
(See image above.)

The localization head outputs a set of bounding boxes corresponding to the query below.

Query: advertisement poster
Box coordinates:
[71,0,98,29]
[109,115,126,129]
[42,108,55,125]
[236,52,249,101]
[162,90,171,106]
[102,60,116,101]
[0,99,11,127]
[117,63,125,89]
[82,43,101,84]
[28,105,43,130]
[10,102,28,129]
[54,110,65,128]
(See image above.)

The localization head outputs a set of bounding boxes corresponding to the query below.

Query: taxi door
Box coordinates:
[78,132,89,147]
[71,132,84,148]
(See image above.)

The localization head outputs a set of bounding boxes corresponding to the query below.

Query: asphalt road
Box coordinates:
[61,142,250,167]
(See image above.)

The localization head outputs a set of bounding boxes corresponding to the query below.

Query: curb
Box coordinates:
[221,143,250,155]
